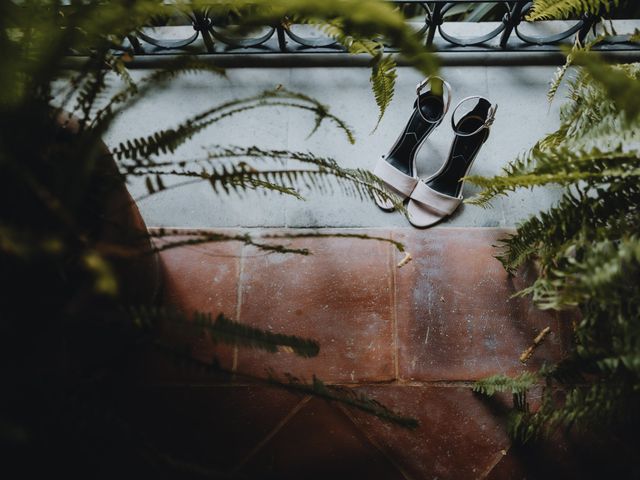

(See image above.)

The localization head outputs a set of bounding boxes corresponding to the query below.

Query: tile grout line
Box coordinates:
[390,231,399,381]
[232,395,312,473]
[336,403,416,480]
[132,379,497,388]
[147,226,518,233]
[232,244,246,373]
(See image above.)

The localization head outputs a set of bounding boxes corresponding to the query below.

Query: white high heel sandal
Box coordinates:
[406,95,498,228]
[372,76,452,211]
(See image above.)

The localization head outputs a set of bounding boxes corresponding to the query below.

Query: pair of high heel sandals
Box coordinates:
[372,76,497,228]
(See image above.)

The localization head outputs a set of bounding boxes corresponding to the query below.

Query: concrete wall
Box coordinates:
[97,63,571,228]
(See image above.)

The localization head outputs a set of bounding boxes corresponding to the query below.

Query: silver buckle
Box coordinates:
[451,96,498,137]
[415,76,452,124]
[485,104,498,128]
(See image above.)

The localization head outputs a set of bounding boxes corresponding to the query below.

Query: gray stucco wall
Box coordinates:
[97,63,569,228]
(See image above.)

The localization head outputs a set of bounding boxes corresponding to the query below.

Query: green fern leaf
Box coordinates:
[473,372,539,396]
[370,54,397,131]
[574,51,640,120]
[527,0,619,21]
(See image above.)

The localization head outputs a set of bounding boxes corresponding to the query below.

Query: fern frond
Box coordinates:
[301,15,419,125]
[113,89,355,161]
[466,145,640,205]
[151,341,418,429]
[130,307,320,358]
[473,372,540,396]
[91,58,226,133]
[268,371,419,429]
[547,34,607,103]
[527,0,619,21]
[574,51,640,120]
[125,146,405,212]
[533,237,640,313]
[70,55,111,132]
[261,88,355,144]
[493,184,640,273]
[132,164,402,211]
[149,229,311,256]
[149,228,406,255]
[370,54,397,131]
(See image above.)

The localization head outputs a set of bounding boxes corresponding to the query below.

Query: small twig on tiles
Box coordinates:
[520,327,551,364]
[397,252,412,268]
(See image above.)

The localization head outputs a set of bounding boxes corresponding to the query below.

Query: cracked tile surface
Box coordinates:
[121,227,593,479]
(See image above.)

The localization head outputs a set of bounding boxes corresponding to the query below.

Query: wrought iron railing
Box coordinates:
[102,1,640,56]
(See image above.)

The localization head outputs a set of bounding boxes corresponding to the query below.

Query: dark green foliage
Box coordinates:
[129,146,405,211]
[315,19,398,129]
[469,2,640,443]
[574,51,640,120]
[2,1,429,475]
[473,372,539,397]
[111,88,356,161]
[370,55,398,131]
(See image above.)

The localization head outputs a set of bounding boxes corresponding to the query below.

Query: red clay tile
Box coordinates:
[483,447,529,480]
[157,233,241,319]
[236,230,396,383]
[393,228,573,381]
[345,385,511,480]
[115,385,304,473]
[241,397,404,479]
[129,232,241,384]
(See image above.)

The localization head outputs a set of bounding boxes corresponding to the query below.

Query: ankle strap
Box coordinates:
[416,75,452,124]
[451,96,498,137]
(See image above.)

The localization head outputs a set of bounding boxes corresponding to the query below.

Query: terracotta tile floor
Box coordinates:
[122,227,613,479]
